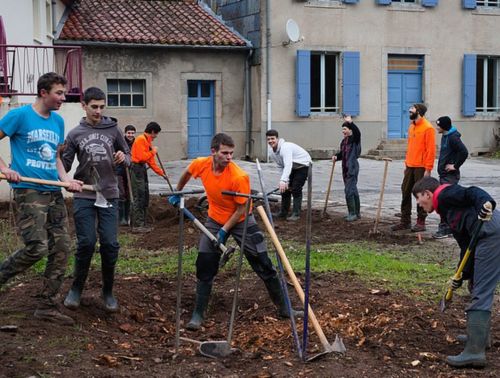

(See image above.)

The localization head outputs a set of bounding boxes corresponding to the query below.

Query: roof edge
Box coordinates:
[54,39,252,50]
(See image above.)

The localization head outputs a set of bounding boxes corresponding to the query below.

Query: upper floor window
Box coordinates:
[392,0,417,3]
[45,0,53,38]
[32,0,42,42]
[311,53,339,113]
[477,0,500,7]
[476,56,500,113]
[107,79,146,107]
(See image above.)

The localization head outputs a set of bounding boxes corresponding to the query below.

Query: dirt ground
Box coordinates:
[0,196,498,377]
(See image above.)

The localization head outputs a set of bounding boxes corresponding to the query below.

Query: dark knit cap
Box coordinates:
[436,116,452,131]
[413,103,427,116]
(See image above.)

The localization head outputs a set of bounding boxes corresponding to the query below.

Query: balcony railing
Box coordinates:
[0,44,82,101]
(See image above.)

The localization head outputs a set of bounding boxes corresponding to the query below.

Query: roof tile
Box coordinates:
[58,0,248,47]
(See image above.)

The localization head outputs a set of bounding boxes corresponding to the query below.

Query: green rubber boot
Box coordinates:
[345,196,358,222]
[102,265,119,313]
[186,281,212,330]
[264,276,303,319]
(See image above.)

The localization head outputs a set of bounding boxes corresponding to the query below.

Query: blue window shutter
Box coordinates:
[376,0,391,5]
[462,54,476,117]
[343,51,360,116]
[343,0,359,3]
[422,0,438,7]
[463,0,476,9]
[296,50,311,118]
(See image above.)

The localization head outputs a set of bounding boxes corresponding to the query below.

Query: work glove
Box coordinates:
[451,278,463,290]
[216,228,229,247]
[168,194,180,207]
[478,201,493,222]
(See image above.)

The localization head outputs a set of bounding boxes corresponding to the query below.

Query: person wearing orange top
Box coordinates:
[170,133,301,331]
[392,103,436,232]
[130,121,167,231]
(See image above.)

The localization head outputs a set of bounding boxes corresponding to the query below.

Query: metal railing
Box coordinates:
[0,44,82,100]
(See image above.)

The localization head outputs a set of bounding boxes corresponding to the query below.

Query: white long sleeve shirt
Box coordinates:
[269,138,312,183]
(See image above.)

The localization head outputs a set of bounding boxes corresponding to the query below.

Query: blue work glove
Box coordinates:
[168,194,180,207]
[217,228,229,246]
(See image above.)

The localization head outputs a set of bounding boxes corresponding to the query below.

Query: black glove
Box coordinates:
[451,278,463,290]
[478,201,493,222]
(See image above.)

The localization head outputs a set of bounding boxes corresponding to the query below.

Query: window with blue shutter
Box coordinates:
[463,0,476,9]
[342,51,360,116]
[343,0,359,3]
[376,0,392,5]
[296,50,311,118]
[422,0,438,7]
[462,54,476,117]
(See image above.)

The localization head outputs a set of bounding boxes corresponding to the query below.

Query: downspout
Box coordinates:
[244,49,254,160]
[265,0,271,162]
[51,1,57,36]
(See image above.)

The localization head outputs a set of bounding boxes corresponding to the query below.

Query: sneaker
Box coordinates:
[391,223,410,231]
[432,229,451,239]
[34,308,75,326]
[411,223,426,232]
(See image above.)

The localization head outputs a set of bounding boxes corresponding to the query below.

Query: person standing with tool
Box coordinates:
[391,103,435,232]
[116,124,136,226]
[432,116,468,239]
[130,121,167,232]
[0,72,83,325]
[169,133,302,330]
[266,129,312,221]
[412,176,499,368]
[62,87,130,313]
[332,115,362,222]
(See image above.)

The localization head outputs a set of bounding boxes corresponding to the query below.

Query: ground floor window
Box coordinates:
[476,56,500,113]
[106,79,146,108]
[310,52,338,113]
[477,1,500,7]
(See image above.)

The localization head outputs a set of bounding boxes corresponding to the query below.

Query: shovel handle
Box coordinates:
[0,173,94,191]
[182,207,228,253]
[373,159,390,234]
[323,162,335,215]
[256,205,332,350]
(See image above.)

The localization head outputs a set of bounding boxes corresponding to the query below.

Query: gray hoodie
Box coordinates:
[62,116,130,200]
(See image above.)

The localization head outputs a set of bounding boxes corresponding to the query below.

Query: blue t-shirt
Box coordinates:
[0,105,64,191]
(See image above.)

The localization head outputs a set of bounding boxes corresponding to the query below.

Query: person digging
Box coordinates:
[169,133,302,330]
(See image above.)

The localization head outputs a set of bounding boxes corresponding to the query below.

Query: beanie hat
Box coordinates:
[413,103,427,116]
[436,116,452,131]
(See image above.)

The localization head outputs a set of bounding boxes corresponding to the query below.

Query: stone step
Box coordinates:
[364,149,406,159]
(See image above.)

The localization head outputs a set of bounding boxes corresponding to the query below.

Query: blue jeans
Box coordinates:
[73,198,120,269]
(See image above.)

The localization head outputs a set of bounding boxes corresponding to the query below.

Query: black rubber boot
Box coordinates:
[119,200,128,226]
[64,258,91,310]
[102,265,119,313]
[354,195,361,219]
[124,200,130,226]
[446,310,490,368]
[264,276,303,319]
[345,196,357,222]
[457,314,492,349]
[288,195,302,221]
[275,194,291,219]
[186,281,212,330]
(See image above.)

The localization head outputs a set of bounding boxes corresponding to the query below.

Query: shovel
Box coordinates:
[369,157,392,235]
[323,161,335,216]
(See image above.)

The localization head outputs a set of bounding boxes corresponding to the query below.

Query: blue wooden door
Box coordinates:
[188,81,214,158]
[387,56,423,138]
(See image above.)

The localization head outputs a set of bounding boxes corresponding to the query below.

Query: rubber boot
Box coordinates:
[354,195,361,219]
[102,265,119,313]
[64,258,92,310]
[288,195,302,221]
[119,200,128,226]
[345,197,358,222]
[457,314,492,349]
[446,310,490,368]
[275,195,291,219]
[186,281,212,330]
[264,276,303,319]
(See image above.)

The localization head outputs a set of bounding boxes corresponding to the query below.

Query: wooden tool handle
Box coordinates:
[256,205,331,349]
[0,173,94,191]
[323,162,335,214]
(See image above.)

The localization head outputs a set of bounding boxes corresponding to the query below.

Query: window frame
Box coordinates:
[477,0,500,7]
[310,52,339,114]
[476,56,500,113]
[106,78,146,108]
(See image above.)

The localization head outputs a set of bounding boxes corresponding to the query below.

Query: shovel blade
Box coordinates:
[199,341,234,359]
[331,334,347,354]
[94,190,112,208]
[439,288,453,313]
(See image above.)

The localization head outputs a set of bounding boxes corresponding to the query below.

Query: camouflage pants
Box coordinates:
[0,189,71,307]
[130,163,149,227]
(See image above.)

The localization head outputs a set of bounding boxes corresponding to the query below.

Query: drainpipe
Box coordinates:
[265,0,271,162]
[51,1,57,36]
[244,49,254,160]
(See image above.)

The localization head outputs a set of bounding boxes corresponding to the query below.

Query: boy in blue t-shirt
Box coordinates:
[0,72,82,325]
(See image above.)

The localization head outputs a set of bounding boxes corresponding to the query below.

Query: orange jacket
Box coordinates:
[405,117,436,171]
[131,133,164,176]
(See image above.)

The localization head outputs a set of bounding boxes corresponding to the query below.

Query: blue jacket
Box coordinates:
[437,127,468,178]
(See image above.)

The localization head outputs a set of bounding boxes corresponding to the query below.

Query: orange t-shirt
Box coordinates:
[188,157,250,225]
[131,133,164,176]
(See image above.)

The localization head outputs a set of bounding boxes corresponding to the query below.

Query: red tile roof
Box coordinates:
[58,0,248,47]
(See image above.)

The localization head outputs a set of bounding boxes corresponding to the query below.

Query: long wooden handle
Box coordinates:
[256,205,331,350]
[0,173,94,191]
[373,160,390,233]
[323,162,335,214]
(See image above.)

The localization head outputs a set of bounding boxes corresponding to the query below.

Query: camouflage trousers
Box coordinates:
[130,163,149,227]
[0,189,71,308]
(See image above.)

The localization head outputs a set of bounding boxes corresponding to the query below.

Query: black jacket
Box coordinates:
[437,127,468,178]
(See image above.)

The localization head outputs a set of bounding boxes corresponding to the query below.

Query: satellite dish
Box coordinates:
[285,19,300,43]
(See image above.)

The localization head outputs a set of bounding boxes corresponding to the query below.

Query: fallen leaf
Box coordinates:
[431,320,438,329]
[118,342,132,350]
[86,343,95,351]
[356,337,366,347]
[284,361,293,367]
[410,360,421,367]
[445,335,456,343]
[383,356,391,362]
[119,323,134,333]
[97,354,118,367]
[262,355,273,360]
[419,352,438,361]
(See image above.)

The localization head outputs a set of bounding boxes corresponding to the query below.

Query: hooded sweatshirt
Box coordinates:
[437,126,468,178]
[269,138,312,183]
[62,116,131,200]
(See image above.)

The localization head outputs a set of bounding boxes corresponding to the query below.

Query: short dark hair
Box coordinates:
[266,129,279,138]
[145,121,161,134]
[37,72,67,97]
[211,133,235,151]
[412,177,440,198]
[83,87,106,104]
[124,124,136,132]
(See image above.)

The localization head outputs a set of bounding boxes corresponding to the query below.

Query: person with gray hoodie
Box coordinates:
[266,129,312,221]
[61,87,130,312]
